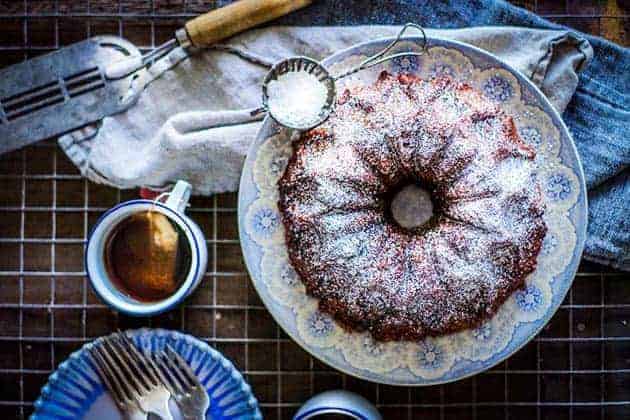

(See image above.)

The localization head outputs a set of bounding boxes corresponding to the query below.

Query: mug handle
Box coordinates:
[164,180,192,213]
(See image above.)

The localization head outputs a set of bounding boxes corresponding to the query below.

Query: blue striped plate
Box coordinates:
[32,329,261,419]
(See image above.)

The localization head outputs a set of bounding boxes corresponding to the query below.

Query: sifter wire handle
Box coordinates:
[333,23,428,81]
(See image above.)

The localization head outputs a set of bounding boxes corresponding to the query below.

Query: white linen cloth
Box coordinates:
[59,26,591,195]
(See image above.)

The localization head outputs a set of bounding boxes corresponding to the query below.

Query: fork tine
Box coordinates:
[118,332,162,386]
[108,335,153,391]
[148,351,178,396]
[159,350,186,393]
[111,334,160,393]
[91,341,137,403]
[99,337,146,396]
[157,351,187,395]
[111,334,175,420]
[161,350,191,390]
[141,346,180,394]
[87,346,128,407]
[95,340,138,400]
[165,345,199,388]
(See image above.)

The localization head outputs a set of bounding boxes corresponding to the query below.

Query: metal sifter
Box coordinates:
[253,23,428,130]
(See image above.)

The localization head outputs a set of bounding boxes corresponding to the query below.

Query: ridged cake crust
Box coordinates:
[278,72,546,341]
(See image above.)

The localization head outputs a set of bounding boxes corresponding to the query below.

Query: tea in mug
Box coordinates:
[104,210,192,302]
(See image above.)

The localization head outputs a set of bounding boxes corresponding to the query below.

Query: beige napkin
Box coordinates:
[59,25,591,195]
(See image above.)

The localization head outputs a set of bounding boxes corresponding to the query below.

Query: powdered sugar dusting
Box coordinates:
[278,71,546,341]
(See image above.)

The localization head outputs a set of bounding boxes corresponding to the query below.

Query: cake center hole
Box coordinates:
[390,184,434,230]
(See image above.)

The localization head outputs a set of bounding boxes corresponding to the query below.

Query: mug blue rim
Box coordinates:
[85,199,201,316]
[295,406,369,420]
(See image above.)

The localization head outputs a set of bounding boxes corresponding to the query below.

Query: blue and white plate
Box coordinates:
[32,329,261,419]
[238,36,587,385]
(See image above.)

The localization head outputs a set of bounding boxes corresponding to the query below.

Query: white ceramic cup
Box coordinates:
[294,390,382,420]
[86,181,207,316]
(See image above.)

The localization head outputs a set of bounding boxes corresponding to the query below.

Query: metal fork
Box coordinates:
[150,345,210,420]
[89,333,173,420]
[87,340,147,420]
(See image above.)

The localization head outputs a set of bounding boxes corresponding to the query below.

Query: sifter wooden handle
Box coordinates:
[182,0,312,48]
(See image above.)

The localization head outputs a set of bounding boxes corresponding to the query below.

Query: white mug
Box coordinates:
[294,390,382,420]
[85,181,207,316]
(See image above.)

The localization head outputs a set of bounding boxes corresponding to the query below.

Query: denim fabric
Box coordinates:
[277,0,629,270]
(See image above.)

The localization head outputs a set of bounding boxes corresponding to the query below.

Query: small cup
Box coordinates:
[86,181,207,316]
[294,390,382,420]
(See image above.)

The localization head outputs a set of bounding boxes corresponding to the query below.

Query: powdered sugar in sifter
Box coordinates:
[252,23,428,130]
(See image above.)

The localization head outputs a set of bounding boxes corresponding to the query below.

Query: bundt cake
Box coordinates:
[278,71,546,341]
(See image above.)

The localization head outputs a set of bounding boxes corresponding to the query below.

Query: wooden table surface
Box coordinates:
[0,1,628,419]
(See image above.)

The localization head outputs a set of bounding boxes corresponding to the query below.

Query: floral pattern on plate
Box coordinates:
[456,307,515,362]
[342,334,404,374]
[541,165,581,212]
[406,337,456,379]
[261,246,307,303]
[475,68,521,106]
[538,212,578,277]
[511,102,562,162]
[419,46,474,82]
[506,271,554,324]
[239,37,586,385]
[296,299,343,348]
[252,130,292,198]
[244,197,284,246]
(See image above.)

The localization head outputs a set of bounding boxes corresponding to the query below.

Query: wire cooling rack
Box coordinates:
[0,1,628,419]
